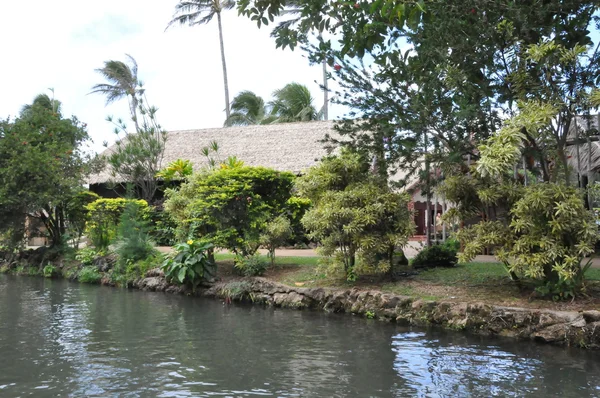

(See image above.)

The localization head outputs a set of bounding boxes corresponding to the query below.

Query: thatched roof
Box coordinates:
[565,114,600,173]
[88,121,337,185]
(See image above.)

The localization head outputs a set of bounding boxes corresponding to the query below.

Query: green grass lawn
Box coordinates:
[214,253,320,267]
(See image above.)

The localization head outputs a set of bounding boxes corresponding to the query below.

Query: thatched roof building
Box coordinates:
[88,121,337,185]
[565,114,600,174]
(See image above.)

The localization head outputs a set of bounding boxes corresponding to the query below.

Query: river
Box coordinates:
[0,275,598,397]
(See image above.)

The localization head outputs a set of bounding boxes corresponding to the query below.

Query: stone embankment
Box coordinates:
[136,271,600,349]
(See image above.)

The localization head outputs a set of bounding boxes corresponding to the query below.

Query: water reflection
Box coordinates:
[0,275,598,397]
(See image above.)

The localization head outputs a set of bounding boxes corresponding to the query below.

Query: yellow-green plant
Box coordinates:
[297,150,414,280]
[85,198,149,249]
[260,216,292,265]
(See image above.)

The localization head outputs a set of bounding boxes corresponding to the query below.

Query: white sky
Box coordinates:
[0,0,345,153]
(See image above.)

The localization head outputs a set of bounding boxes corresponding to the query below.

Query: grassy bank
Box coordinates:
[215,254,600,311]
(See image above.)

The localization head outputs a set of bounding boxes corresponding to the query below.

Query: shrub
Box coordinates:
[164,166,295,257]
[260,216,292,265]
[285,197,312,245]
[85,198,149,250]
[78,266,102,284]
[43,264,58,278]
[234,254,268,276]
[75,247,103,266]
[297,151,413,280]
[148,207,177,246]
[162,240,214,286]
[458,183,598,299]
[115,200,157,271]
[411,244,458,269]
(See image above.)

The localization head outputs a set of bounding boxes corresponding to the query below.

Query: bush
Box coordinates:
[234,255,268,276]
[75,247,103,266]
[411,244,458,269]
[43,264,58,278]
[285,197,311,245]
[115,201,157,271]
[164,166,295,257]
[78,266,102,284]
[298,151,413,280]
[260,216,292,265]
[162,240,215,286]
[85,198,149,250]
[457,183,598,299]
[148,207,177,246]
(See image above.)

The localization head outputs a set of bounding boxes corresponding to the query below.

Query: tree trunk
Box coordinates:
[216,12,231,122]
[322,58,328,120]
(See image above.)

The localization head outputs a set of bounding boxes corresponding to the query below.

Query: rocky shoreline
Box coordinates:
[135,271,600,350]
[1,247,598,349]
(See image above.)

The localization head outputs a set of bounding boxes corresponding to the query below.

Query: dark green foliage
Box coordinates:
[412,244,458,269]
[115,201,156,271]
[162,240,215,286]
[234,254,268,277]
[65,191,100,249]
[0,94,91,248]
[148,207,177,246]
[284,196,311,245]
[78,266,102,284]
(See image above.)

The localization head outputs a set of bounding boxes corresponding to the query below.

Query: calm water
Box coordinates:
[0,275,599,397]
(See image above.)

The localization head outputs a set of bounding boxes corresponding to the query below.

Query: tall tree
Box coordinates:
[0,94,91,248]
[167,0,235,122]
[90,54,141,132]
[92,56,168,202]
[270,82,322,123]
[225,90,270,126]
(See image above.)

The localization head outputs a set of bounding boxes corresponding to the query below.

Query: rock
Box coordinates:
[583,310,600,323]
[139,276,168,292]
[534,324,567,343]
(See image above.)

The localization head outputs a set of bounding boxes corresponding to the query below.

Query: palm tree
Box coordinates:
[270,83,322,123]
[167,0,235,122]
[90,55,141,131]
[225,90,272,126]
[271,1,330,120]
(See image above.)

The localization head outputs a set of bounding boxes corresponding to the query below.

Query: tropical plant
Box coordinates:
[167,0,235,121]
[270,83,321,123]
[156,159,194,182]
[284,196,312,245]
[161,240,215,286]
[297,150,414,280]
[65,191,100,249]
[457,183,598,299]
[260,216,292,265]
[115,200,157,271]
[90,55,142,131]
[225,91,272,126]
[92,56,168,202]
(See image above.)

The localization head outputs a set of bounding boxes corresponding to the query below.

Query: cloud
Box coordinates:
[0,0,347,154]
[71,14,142,44]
